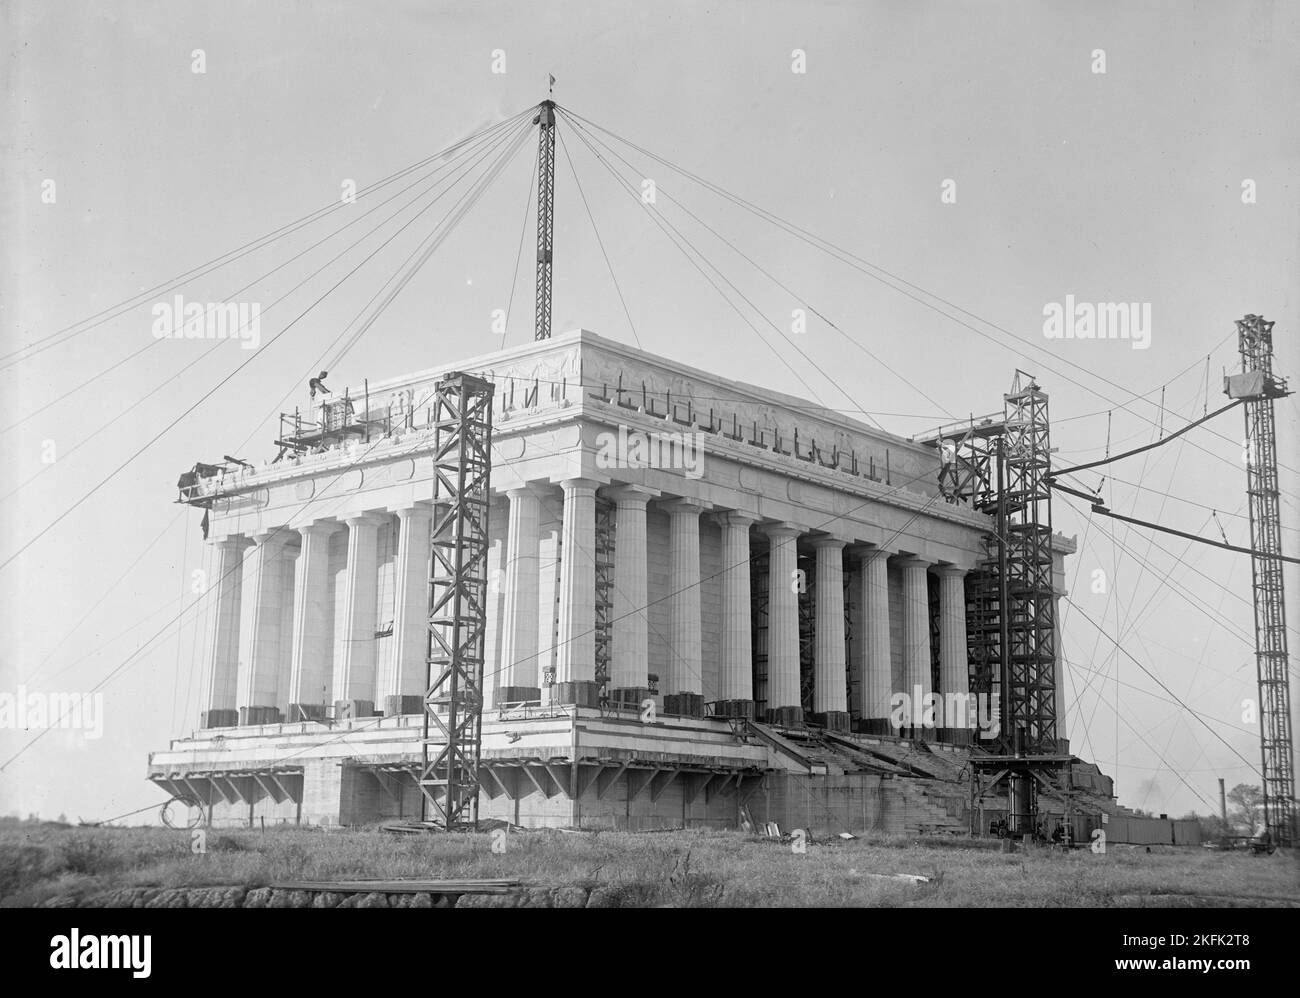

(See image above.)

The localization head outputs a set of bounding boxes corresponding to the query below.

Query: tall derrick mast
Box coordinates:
[1226,314,1295,847]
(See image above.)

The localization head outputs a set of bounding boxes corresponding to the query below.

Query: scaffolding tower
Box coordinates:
[419,372,495,831]
[927,372,1068,836]
[1227,313,1296,847]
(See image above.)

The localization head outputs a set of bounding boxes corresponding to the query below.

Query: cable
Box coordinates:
[499,140,539,350]
[3,113,533,431]
[557,127,643,350]
[559,103,1295,484]
[0,120,533,570]
[1051,400,1242,479]
[0,119,526,504]
[1063,595,1261,778]
[560,110,954,420]
[0,108,536,370]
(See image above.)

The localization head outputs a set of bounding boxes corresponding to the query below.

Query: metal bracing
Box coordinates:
[594,498,615,687]
[420,372,495,831]
[751,550,770,717]
[798,550,815,715]
[999,371,1059,755]
[533,100,557,341]
[928,372,1063,835]
[1231,314,1296,847]
[843,557,856,716]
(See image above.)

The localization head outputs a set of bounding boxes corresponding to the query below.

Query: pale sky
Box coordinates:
[2,0,1298,823]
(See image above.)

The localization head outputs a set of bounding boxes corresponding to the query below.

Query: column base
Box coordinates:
[938,727,975,746]
[610,687,651,709]
[200,708,239,729]
[713,699,756,720]
[287,702,330,722]
[664,692,704,718]
[555,680,601,708]
[333,699,375,720]
[381,694,425,716]
[766,705,804,728]
[494,686,541,707]
[853,717,894,736]
[239,705,284,726]
[811,710,851,733]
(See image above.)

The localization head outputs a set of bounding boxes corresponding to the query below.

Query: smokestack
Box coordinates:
[1219,778,1228,826]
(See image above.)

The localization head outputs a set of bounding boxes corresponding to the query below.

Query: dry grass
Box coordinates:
[2,817,1296,908]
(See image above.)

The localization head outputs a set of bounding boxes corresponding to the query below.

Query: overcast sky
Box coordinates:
[2,0,1298,823]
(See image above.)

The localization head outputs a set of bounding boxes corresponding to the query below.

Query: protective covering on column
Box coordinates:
[499,488,542,700]
[765,523,803,723]
[717,511,757,711]
[555,478,598,698]
[288,521,341,715]
[608,486,656,697]
[937,565,969,739]
[390,505,433,703]
[237,531,290,720]
[204,535,246,724]
[898,556,933,736]
[333,515,381,707]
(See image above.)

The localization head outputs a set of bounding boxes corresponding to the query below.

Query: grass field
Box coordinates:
[3,818,1297,908]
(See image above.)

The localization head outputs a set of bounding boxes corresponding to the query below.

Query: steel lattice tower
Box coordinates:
[419,372,495,831]
[534,100,557,341]
[1231,314,1296,847]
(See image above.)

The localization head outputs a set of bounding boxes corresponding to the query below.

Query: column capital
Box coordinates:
[809,535,848,551]
[659,496,713,516]
[893,554,930,570]
[711,509,759,530]
[850,543,895,564]
[391,501,433,520]
[603,483,660,505]
[343,512,386,529]
[251,529,290,548]
[760,521,807,541]
[558,476,602,494]
[214,533,250,550]
[935,563,969,579]
[504,483,551,502]
[297,519,343,539]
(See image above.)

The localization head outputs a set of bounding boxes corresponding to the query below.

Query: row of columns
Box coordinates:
[206,506,434,724]
[493,480,973,730]
[205,480,978,734]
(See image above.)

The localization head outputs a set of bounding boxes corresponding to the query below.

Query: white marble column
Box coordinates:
[556,478,598,686]
[663,499,707,699]
[859,548,893,730]
[812,538,847,717]
[500,488,542,694]
[765,523,803,718]
[608,486,656,693]
[205,535,246,717]
[898,556,933,732]
[333,515,381,705]
[237,531,290,714]
[937,565,969,734]
[716,511,757,704]
[288,521,340,711]
[390,504,432,700]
